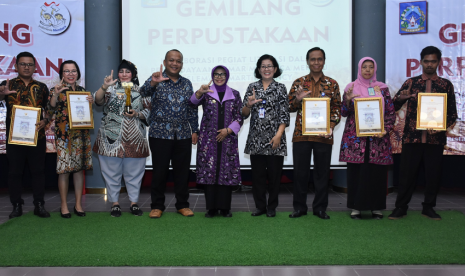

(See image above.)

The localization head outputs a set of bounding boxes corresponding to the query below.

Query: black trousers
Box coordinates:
[250,155,284,211]
[204,184,233,210]
[395,143,444,210]
[149,137,191,211]
[7,138,46,205]
[292,141,332,212]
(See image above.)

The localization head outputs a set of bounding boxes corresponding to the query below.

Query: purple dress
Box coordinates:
[190,87,243,186]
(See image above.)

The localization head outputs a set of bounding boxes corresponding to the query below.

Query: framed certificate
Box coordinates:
[66,91,94,129]
[8,105,41,146]
[416,93,447,130]
[302,98,330,135]
[354,97,384,137]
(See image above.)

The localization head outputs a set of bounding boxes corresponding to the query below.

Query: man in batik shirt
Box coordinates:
[389,46,457,221]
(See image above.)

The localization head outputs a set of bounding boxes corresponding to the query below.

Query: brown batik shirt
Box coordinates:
[1,77,49,139]
[288,73,342,145]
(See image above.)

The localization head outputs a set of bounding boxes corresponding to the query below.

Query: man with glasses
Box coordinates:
[139,49,199,219]
[0,52,51,219]
[288,47,342,219]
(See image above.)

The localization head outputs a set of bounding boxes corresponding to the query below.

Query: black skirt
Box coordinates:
[346,139,387,211]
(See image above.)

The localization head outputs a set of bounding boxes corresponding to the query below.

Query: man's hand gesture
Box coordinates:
[295,85,311,102]
[0,79,17,96]
[150,64,169,87]
[398,82,415,101]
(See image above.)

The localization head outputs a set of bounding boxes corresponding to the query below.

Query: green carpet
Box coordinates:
[0,211,464,266]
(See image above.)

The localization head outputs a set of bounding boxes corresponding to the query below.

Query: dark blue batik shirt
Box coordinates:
[139,72,199,140]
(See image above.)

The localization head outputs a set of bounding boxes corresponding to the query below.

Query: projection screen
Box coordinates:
[122,0,352,168]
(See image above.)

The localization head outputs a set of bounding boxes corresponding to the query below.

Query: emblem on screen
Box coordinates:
[141,0,167,8]
[36,2,71,35]
[399,1,427,34]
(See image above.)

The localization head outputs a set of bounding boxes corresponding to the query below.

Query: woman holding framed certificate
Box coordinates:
[93,60,150,218]
[48,60,93,218]
[339,57,395,220]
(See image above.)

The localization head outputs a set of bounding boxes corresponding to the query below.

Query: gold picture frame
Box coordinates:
[302,98,330,135]
[416,93,447,131]
[8,105,41,146]
[66,91,94,129]
[354,97,384,137]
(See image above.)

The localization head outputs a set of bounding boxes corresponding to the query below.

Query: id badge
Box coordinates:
[368,87,375,96]
[259,108,265,118]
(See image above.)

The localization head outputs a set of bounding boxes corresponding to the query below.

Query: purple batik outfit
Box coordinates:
[339,87,395,165]
[190,68,243,186]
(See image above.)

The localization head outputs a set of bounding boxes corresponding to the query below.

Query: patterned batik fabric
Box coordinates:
[93,84,151,158]
[139,73,199,140]
[339,88,395,165]
[48,85,92,174]
[288,73,342,145]
[392,75,457,146]
[194,89,243,185]
[1,77,50,139]
[242,80,290,156]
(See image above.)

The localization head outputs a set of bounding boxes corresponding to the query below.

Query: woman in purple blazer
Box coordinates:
[190,65,243,218]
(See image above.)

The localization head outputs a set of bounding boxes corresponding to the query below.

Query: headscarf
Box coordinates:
[345,57,387,109]
[211,65,229,93]
[118,59,139,86]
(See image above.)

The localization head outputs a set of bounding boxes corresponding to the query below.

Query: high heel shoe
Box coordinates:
[60,208,71,219]
[74,206,86,217]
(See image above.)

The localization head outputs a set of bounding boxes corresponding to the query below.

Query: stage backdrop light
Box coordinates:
[122,0,352,168]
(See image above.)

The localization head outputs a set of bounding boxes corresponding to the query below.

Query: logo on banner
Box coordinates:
[141,0,167,8]
[399,1,427,34]
[36,2,71,35]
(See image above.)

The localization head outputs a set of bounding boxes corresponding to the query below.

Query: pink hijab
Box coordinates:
[345,57,388,108]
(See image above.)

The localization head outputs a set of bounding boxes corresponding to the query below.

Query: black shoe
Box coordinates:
[130,204,143,216]
[74,206,86,217]
[422,208,441,220]
[60,208,71,218]
[289,210,307,218]
[371,212,384,220]
[388,208,407,220]
[350,214,362,220]
[205,209,217,218]
[251,209,267,216]
[33,202,50,218]
[9,202,23,219]
[266,210,276,217]
[220,210,232,217]
[111,205,122,217]
[313,211,330,219]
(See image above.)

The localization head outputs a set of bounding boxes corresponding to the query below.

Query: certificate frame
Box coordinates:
[354,97,384,137]
[8,105,41,146]
[416,93,447,131]
[66,91,94,129]
[302,98,330,135]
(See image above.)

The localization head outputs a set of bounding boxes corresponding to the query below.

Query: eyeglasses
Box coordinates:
[261,65,275,70]
[63,70,78,75]
[213,73,227,78]
[18,63,35,68]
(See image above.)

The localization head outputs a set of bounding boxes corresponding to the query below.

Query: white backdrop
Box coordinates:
[0,0,85,153]
[386,0,465,155]
[122,0,352,167]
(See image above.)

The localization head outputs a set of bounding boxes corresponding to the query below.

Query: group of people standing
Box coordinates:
[0,45,456,221]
